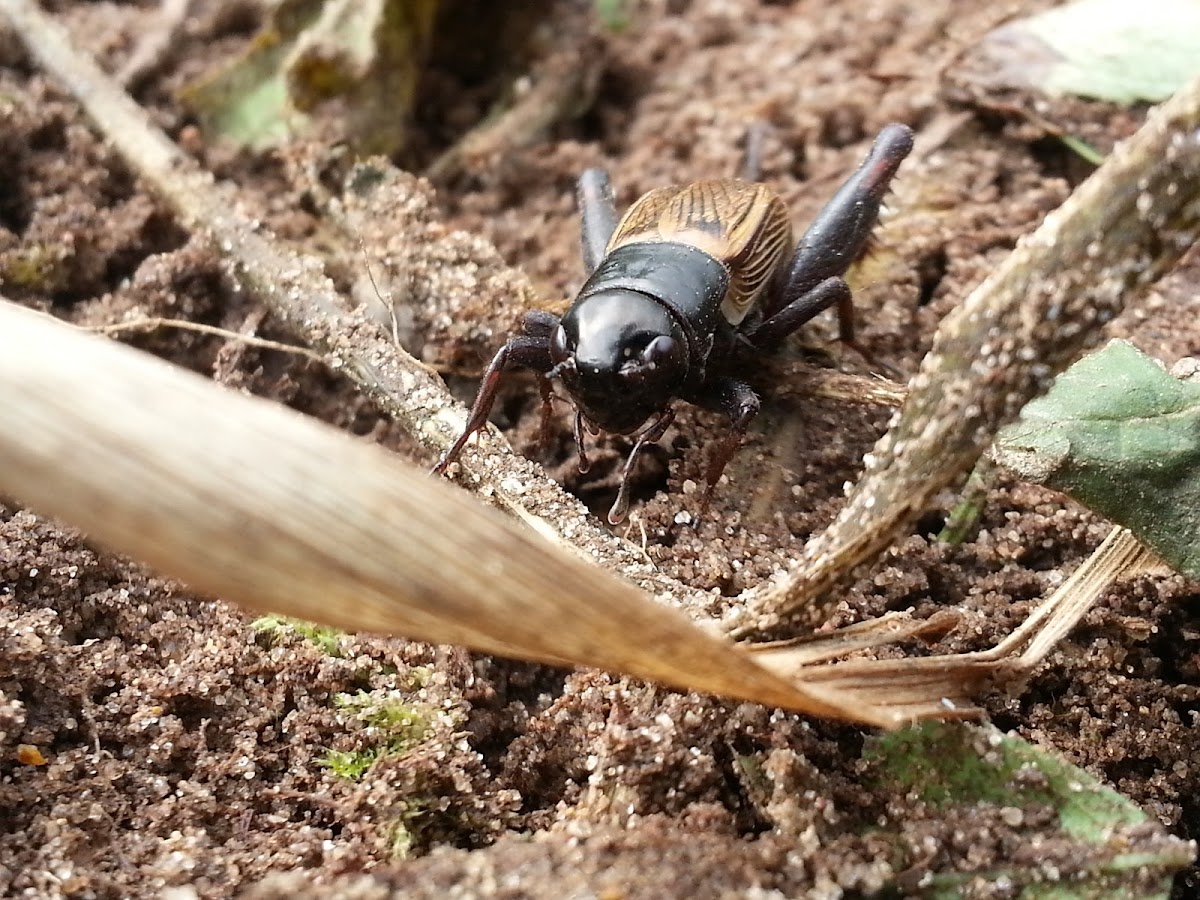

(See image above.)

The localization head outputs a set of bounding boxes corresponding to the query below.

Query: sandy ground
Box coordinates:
[2,0,1199,897]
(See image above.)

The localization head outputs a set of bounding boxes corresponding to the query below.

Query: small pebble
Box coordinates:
[999,806,1024,828]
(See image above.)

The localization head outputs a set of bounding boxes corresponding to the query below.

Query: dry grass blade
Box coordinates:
[0,299,907,727]
[773,362,908,407]
[0,0,1154,728]
[746,609,961,667]
[116,0,191,89]
[756,527,1154,720]
[729,73,1200,637]
[987,527,1153,666]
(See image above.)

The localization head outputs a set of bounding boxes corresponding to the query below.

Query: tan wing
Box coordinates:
[608,180,793,324]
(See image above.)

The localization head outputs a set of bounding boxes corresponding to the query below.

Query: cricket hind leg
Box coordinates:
[432,310,559,473]
[769,123,914,345]
[746,276,851,351]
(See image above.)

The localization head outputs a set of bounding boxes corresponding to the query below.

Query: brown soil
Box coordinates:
[3,1,1200,897]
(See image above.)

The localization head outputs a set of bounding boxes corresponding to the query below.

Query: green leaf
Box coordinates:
[865,722,1192,897]
[967,0,1200,104]
[994,340,1200,577]
[182,0,440,153]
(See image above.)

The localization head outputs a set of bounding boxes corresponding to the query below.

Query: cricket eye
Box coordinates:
[550,325,571,364]
[641,335,677,369]
[620,335,678,385]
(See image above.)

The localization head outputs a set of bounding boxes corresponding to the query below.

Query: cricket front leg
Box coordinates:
[433,312,557,474]
[684,376,761,515]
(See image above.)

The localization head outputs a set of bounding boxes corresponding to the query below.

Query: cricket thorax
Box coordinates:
[607,179,793,325]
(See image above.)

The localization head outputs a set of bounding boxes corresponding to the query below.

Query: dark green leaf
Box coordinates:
[994,340,1200,577]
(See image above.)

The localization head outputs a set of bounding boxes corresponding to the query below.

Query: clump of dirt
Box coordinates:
[2,0,1199,897]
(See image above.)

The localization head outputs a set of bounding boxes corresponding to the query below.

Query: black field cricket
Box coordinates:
[436,124,915,523]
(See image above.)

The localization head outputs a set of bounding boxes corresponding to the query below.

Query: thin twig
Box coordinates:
[729,73,1200,637]
[424,11,602,182]
[116,0,191,90]
[353,235,402,347]
[88,317,325,362]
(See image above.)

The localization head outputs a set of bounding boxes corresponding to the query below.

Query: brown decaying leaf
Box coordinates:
[0,300,1155,725]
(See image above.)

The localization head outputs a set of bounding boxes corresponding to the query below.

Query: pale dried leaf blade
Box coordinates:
[1005,527,1153,666]
[790,658,992,718]
[0,301,901,727]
